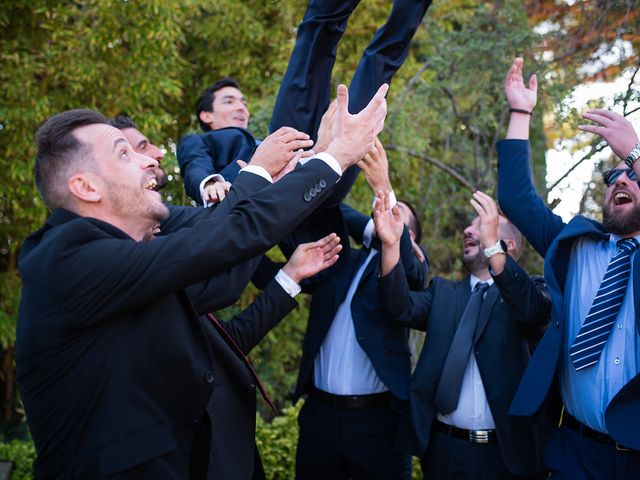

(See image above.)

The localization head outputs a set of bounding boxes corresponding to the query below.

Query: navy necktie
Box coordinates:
[434,281,489,414]
[570,238,639,371]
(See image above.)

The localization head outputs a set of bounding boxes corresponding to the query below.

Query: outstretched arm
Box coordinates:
[223,233,342,353]
[498,58,565,257]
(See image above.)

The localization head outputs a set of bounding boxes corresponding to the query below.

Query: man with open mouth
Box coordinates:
[498,57,640,480]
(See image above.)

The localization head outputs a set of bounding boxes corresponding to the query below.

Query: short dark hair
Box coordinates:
[398,199,422,244]
[109,114,137,130]
[196,77,241,132]
[498,215,525,259]
[35,109,109,209]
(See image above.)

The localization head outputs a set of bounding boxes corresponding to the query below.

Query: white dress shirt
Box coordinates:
[438,275,496,430]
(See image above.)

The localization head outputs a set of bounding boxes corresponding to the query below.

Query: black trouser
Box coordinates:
[421,426,547,480]
[295,395,411,480]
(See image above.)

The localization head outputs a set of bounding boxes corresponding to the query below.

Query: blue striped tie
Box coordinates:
[570,237,639,371]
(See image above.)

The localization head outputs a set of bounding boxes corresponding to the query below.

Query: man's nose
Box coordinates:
[150,144,164,162]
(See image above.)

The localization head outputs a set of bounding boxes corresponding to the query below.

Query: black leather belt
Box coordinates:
[432,419,497,444]
[562,413,637,453]
[309,386,391,409]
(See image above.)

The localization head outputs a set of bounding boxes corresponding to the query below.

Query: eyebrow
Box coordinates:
[220,94,245,101]
[112,137,128,152]
[136,139,149,150]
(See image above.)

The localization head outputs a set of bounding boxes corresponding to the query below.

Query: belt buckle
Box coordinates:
[469,430,489,444]
[616,443,632,452]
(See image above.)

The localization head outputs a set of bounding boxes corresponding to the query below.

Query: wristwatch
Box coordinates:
[483,239,508,258]
[625,143,640,169]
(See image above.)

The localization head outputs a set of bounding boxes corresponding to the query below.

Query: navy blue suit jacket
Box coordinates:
[177,127,258,204]
[498,139,640,450]
[293,208,428,403]
[379,256,550,475]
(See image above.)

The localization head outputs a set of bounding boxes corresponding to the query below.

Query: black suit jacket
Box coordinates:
[379,256,551,475]
[293,209,428,403]
[17,159,339,479]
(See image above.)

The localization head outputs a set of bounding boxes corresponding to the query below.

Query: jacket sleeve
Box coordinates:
[48,159,340,328]
[177,133,244,205]
[220,278,298,354]
[378,260,434,331]
[497,139,566,257]
[491,255,551,338]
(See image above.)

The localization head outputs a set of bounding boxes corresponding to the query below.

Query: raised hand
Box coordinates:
[373,189,404,247]
[249,127,314,177]
[470,191,500,249]
[314,100,337,154]
[203,180,232,204]
[325,83,389,171]
[358,137,392,191]
[579,109,640,161]
[281,233,342,284]
[504,57,537,112]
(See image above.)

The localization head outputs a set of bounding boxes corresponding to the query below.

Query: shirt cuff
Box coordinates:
[240,165,273,183]
[200,174,225,208]
[362,219,375,248]
[275,269,301,297]
[372,190,397,209]
[300,152,342,180]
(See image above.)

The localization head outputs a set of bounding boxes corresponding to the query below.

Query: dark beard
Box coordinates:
[603,203,640,235]
[462,249,489,274]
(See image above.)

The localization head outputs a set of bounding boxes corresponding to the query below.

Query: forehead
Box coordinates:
[213,86,244,102]
[74,123,127,153]
[121,127,148,147]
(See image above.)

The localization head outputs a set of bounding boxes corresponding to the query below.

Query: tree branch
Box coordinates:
[385,143,475,192]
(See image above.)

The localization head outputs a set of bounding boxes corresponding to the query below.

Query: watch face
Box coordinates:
[499,239,508,252]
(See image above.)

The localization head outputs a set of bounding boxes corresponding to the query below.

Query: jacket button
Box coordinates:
[319,179,327,188]
[247,384,256,393]
[304,192,311,202]
[314,184,322,193]
[204,371,215,384]
[187,419,199,429]
[309,188,317,197]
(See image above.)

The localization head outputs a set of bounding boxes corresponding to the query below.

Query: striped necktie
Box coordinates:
[570,237,639,371]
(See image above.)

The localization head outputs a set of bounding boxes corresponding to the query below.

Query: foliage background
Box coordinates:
[0,0,638,477]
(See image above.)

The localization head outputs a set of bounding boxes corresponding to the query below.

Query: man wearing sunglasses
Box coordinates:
[497,57,640,479]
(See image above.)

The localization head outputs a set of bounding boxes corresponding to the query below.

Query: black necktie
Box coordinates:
[434,282,489,415]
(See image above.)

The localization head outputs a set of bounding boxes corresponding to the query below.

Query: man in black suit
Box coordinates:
[375,191,551,479]
[17,84,388,479]
[178,0,432,206]
[293,139,428,480]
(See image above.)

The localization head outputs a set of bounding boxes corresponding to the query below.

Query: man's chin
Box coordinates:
[603,204,640,235]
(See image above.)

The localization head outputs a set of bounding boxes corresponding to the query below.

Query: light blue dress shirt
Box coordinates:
[561,234,640,433]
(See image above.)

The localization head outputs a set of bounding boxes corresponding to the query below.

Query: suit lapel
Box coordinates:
[473,284,500,343]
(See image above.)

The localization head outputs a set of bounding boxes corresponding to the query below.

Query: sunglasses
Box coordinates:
[602,168,639,186]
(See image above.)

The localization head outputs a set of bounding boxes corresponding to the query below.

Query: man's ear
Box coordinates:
[199,111,214,128]
[68,173,101,203]
[505,238,517,256]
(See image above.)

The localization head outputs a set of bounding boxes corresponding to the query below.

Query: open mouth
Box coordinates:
[613,190,633,206]
[463,237,478,249]
[144,178,158,191]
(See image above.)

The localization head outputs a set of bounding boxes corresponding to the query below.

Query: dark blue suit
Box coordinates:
[379,255,551,477]
[293,205,427,480]
[178,0,432,206]
[177,127,258,204]
[497,139,640,475]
